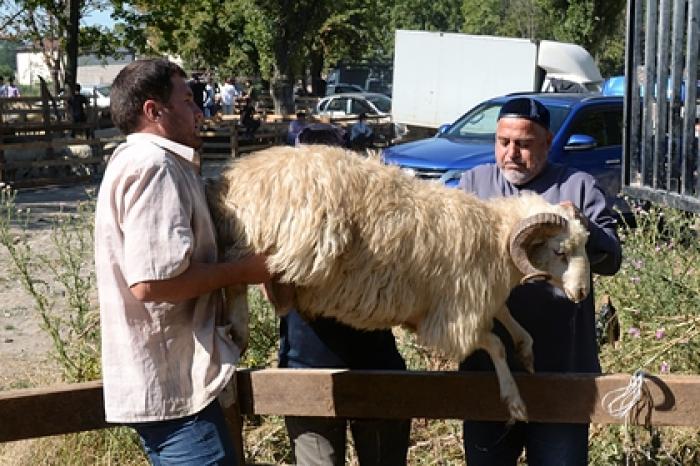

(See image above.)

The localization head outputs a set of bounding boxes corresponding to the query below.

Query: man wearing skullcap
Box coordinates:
[458,97,622,465]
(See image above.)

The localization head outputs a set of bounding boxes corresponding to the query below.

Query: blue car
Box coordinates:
[382,93,626,212]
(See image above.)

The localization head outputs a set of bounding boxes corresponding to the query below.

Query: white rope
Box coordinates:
[600,370,647,423]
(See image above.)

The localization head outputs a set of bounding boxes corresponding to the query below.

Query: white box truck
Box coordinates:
[391,30,604,129]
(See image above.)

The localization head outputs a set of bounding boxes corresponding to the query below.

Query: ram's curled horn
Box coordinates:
[509,213,569,284]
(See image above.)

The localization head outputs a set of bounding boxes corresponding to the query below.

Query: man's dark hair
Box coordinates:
[110,59,186,135]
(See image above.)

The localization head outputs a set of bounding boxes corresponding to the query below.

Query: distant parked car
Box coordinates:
[314,92,407,142]
[382,92,629,215]
[602,74,700,100]
[81,84,111,117]
[314,92,392,118]
[325,83,365,95]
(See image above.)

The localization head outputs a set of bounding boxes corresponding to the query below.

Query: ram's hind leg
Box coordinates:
[262,281,296,316]
[495,306,534,374]
[478,332,527,423]
[225,284,250,353]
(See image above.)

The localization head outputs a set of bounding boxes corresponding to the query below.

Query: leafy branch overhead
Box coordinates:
[0,0,626,95]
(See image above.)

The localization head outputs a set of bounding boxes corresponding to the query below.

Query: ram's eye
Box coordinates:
[554,249,566,257]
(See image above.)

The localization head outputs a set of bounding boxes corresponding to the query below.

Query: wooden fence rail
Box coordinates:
[1,370,698,463]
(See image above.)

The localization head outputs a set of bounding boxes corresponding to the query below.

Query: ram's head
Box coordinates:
[509,208,590,303]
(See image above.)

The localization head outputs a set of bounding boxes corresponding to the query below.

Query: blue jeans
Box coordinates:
[463,420,589,466]
[131,400,238,466]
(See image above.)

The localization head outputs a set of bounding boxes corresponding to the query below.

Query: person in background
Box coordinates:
[244,79,258,103]
[6,77,20,97]
[349,112,374,150]
[286,110,308,145]
[67,83,89,138]
[95,58,280,465]
[458,97,622,466]
[204,75,217,118]
[188,73,206,113]
[277,130,411,466]
[220,77,240,116]
[0,76,7,97]
[240,99,261,138]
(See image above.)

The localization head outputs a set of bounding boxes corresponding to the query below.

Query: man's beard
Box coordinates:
[501,168,535,186]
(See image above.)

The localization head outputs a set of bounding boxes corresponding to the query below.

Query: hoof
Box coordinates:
[506,398,528,423]
[516,343,535,374]
[521,355,535,374]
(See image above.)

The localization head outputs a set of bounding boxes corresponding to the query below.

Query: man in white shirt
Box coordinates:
[220,77,240,115]
[5,77,20,97]
[95,58,276,465]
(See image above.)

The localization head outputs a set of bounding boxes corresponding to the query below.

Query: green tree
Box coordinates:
[0,0,115,94]
[460,0,625,70]
[460,0,506,36]
[545,0,625,54]
[111,0,390,111]
[0,40,18,78]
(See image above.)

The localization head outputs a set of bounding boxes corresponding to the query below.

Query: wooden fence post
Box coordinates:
[223,369,247,466]
[40,83,55,162]
[231,122,239,158]
[0,98,5,183]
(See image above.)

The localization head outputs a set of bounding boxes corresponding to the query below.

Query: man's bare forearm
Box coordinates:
[130,254,271,302]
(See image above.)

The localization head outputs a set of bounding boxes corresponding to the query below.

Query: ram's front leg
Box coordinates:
[477,332,527,423]
[225,284,250,353]
[495,306,534,374]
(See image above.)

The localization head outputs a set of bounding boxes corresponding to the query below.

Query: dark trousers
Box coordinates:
[286,416,410,466]
[280,312,409,465]
[463,420,589,466]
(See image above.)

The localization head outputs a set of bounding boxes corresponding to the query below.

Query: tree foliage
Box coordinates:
[460,0,626,66]
[106,0,625,86]
[0,0,119,92]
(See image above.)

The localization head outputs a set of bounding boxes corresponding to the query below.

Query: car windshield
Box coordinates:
[366,95,391,113]
[444,102,571,140]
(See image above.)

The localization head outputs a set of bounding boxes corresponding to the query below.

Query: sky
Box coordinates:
[0,4,118,30]
[82,8,117,29]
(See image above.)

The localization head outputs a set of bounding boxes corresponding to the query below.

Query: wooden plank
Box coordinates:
[237,143,276,153]
[5,156,104,169]
[3,370,700,444]
[0,122,95,131]
[0,136,123,151]
[9,175,94,189]
[235,369,700,426]
[202,142,234,149]
[0,381,108,442]
[201,153,234,160]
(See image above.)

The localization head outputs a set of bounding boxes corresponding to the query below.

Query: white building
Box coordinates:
[15,48,135,87]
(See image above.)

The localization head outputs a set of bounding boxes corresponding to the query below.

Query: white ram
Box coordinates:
[207,144,590,421]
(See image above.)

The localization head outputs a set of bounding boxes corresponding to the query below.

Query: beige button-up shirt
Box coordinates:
[95,133,239,423]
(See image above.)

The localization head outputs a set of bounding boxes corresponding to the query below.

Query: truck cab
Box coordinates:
[382,93,627,214]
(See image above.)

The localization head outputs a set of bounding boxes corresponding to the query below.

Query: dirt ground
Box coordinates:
[0,183,98,391]
[0,160,230,393]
